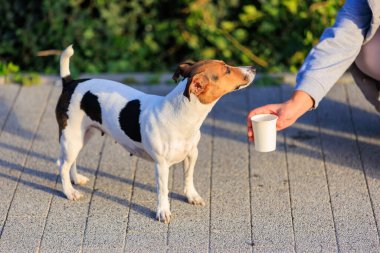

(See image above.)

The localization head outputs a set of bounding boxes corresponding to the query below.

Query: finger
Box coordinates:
[246,113,253,135]
[276,121,283,131]
[246,105,278,121]
[247,126,254,142]
[276,119,290,131]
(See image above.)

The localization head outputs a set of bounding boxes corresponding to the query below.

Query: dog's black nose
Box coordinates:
[250,66,256,73]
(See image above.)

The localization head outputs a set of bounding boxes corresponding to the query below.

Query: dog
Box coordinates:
[55,45,256,223]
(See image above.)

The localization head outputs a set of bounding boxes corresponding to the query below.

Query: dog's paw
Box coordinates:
[187,194,206,206]
[185,189,206,206]
[156,207,172,224]
[73,174,89,185]
[65,189,84,201]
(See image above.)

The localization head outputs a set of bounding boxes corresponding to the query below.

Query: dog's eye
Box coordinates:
[226,67,231,75]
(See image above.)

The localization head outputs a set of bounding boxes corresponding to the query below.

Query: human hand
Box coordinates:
[246,90,314,142]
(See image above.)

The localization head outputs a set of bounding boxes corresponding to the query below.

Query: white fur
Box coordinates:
[57,46,255,223]
[60,45,73,78]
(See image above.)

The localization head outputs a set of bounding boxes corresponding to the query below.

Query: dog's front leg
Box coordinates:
[155,162,171,223]
[184,148,205,206]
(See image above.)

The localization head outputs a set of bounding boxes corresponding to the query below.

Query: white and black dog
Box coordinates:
[56,45,255,223]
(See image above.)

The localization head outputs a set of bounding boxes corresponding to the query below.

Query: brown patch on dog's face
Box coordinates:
[172,60,255,104]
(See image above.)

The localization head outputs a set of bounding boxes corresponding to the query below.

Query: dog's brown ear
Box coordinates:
[184,72,209,100]
[172,62,194,82]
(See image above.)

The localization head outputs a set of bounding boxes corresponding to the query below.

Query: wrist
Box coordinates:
[288,90,314,117]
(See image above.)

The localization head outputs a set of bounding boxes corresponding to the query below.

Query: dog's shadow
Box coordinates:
[0,141,188,221]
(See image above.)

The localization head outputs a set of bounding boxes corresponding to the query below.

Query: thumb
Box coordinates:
[246,104,279,123]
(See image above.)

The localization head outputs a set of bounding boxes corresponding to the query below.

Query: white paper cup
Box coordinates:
[251,114,278,152]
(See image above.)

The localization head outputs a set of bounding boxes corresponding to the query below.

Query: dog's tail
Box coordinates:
[60,45,74,86]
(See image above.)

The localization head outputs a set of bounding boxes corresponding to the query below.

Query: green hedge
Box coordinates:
[0,0,342,75]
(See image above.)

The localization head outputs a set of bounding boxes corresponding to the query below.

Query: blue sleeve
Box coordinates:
[295,0,372,107]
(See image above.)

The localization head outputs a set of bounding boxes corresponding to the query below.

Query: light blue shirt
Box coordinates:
[295,0,377,107]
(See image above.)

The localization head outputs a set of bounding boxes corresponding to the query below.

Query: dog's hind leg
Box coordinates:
[58,130,85,200]
[69,128,96,185]
[183,147,205,206]
[70,161,89,185]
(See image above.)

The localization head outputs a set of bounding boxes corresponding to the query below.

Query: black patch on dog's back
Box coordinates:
[119,99,142,142]
[55,78,90,140]
[80,91,102,124]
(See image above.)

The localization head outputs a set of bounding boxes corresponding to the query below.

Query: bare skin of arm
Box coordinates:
[246,90,314,142]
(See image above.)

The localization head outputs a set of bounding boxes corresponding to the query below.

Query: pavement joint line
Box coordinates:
[281,86,297,253]
[79,137,107,253]
[316,100,340,252]
[207,111,215,253]
[165,161,174,251]
[0,84,54,241]
[316,109,340,251]
[121,157,138,253]
[36,172,60,253]
[166,163,176,251]
[345,84,380,244]
[0,85,21,138]
[245,89,254,252]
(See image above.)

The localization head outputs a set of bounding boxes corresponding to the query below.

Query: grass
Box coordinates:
[0,73,41,86]
[12,73,41,86]
[146,74,161,85]
[122,76,140,84]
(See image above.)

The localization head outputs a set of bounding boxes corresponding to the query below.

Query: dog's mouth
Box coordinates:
[235,83,250,90]
[235,74,255,90]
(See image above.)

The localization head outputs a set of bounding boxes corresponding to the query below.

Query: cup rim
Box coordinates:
[251,113,278,123]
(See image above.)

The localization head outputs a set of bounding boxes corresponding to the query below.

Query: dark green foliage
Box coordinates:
[0,0,342,74]
[146,74,161,84]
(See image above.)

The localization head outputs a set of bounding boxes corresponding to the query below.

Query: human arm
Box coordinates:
[295,0,371,107]
[247,0,372,141]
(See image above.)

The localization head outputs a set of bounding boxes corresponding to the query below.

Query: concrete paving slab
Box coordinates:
[0,84,52,238]
[209,90,252,252]
[318,84,378,251]
[167,116,213,252]
[123,157,171,252]
[346,83,380,248]
[247,86,294,252]
[39,129,105,252]
[0,86,59,253]
[345,84,380,251]
[0,84,20,133]
[82,137,137,253]
[282,85,337,252]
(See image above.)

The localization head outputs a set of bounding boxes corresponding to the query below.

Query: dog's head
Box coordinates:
[172,60,256,104]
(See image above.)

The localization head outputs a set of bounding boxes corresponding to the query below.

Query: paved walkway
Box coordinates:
[0,80,379,253]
